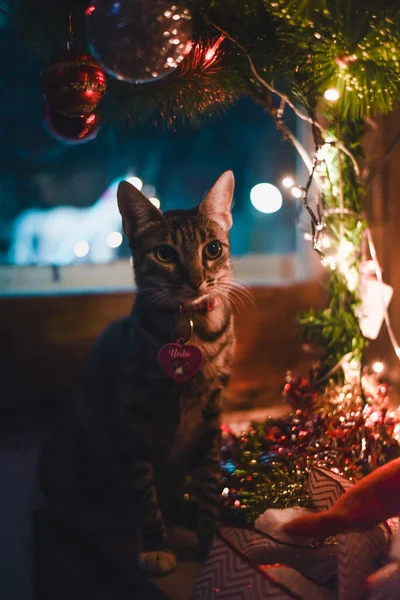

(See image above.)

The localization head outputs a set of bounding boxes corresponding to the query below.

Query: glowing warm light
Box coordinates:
[324,88,340,102]
[303,232,313,241]
[338,239,354,262]
[74,241,89,258]
[222,487,229,496]
[372,361,384,374]
[205,48,216,61]
[282,176,294,189]
[250,183,283,214]
[184,40,194,54]
[126,176,143,191]
[85,5,95,15]
[291,186,303,199]
[321,256,336,270]
[106,231,123,249]
[149,197,161,209]
[86,114,96,124]
[321,235,331,249]
[204,35,225,64]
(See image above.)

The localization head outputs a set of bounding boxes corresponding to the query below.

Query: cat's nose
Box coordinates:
[187,277,204,291]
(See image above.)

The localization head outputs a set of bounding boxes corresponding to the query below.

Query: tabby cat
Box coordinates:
[38,171,236,578]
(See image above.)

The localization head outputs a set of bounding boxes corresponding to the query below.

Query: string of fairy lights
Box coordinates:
[201,15,400,377]
[277,105,400,371]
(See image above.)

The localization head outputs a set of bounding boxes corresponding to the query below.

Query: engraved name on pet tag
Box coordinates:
[158,339,204,384]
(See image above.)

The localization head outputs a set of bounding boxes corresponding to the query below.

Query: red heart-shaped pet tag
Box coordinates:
[157,342,204,383]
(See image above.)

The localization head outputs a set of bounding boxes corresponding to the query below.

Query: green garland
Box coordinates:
[299,274,367,374]
[298,120,368,380]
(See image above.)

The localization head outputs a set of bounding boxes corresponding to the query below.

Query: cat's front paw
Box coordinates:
[138,549,177,576]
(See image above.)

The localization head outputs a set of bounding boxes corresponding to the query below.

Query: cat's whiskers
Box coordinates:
[217,288,243,313]
[230,280,255,305]
[216,284,246,312]
[218,278,254,305]
[216,280,251,311]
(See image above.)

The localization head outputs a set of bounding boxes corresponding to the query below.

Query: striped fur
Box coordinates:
[38,172,236,566]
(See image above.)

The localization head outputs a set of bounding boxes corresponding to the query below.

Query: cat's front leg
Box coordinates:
[191,420,222,560]
[115,391,177,576]
[136,473,177,576]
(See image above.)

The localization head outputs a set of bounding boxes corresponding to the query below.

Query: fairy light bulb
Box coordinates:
[321,235,331,249]
[372,361,384,374]
[282,176,294,189]
[321,256,336,270]
[316,142,333,161]
[291,186,303,199]
[324,88,340,101]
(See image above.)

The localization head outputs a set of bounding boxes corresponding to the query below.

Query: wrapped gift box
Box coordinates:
[192,467,395,600]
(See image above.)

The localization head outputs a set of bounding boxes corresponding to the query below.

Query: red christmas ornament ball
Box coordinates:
[44,105,101,145]
[41,49,107,117]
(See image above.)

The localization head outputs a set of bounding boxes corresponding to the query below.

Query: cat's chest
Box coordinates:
[152,387,211,461]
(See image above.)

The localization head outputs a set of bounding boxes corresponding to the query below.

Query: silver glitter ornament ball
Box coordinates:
[85,0,193,84]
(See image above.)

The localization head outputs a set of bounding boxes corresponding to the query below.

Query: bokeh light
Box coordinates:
[250,183,282,214]
[126,176,143,191]
[106,231,123,248]
[324,88,340,101]
[149,197,161,209]
[74,240,89,257]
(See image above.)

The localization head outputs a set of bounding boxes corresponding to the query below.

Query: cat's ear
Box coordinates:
[199,170,234,230]
[117,180,164,239]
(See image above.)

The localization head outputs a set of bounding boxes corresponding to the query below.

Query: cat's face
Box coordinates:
[118,171,234,310]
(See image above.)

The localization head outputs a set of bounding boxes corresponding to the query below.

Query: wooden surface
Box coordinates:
[0,283,327,409]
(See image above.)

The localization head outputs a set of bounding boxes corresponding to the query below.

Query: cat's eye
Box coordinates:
[154,245,176,263]
[204,240,222,260]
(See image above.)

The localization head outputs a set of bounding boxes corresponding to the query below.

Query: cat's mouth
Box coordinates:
[181,296,220,313]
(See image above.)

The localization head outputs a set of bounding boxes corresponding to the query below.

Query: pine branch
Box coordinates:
[265,0,400,119]
[104,38,247,126]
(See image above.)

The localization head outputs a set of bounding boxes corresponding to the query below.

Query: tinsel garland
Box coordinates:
[183,372,400,525]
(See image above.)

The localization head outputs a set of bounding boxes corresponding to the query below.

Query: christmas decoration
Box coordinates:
[188,371,400,526]
[43,105,101,144]
[14,0,400,123]
[41,49,107,117]
[85,0,193,84]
